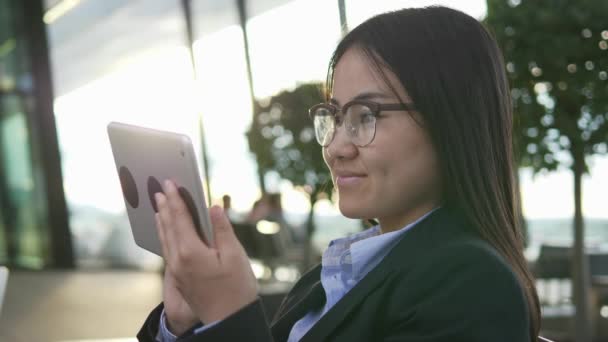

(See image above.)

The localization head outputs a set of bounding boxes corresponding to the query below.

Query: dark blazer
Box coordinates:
[138,208,530,341]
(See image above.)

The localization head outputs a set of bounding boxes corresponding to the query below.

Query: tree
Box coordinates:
[246,83,332,269]
[486,1,608,340]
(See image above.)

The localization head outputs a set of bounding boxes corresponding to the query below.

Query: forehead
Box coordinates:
[332,47,409,104]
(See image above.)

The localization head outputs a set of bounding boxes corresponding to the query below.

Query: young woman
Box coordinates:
[138,6,540,342]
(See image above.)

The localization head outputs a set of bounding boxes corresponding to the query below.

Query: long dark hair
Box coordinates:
[327,6,540,340]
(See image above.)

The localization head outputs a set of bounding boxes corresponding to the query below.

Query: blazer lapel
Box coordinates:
[300,207,467,342]
[271,266,326,341]
[299,255,393,341]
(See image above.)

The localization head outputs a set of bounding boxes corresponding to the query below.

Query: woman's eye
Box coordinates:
[360,113,374,124]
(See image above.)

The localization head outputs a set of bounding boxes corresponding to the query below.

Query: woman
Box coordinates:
[138,6,540,342]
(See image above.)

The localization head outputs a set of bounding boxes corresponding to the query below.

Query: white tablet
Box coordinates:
[107,122,214,256]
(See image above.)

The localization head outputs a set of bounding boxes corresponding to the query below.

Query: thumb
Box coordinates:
[209,205,238,248]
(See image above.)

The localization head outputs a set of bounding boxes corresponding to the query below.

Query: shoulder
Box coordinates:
[431,237,518,278]
[383,236,530,340]
[394,236,525,303]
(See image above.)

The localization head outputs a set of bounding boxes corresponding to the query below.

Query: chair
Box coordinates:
[232,222,262,258]
[589,253,608,277]
[534,244,572,306]
[534,244,572,279]
[232,222,286,261]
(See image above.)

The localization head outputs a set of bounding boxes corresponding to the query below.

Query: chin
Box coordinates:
[338,200,372,220]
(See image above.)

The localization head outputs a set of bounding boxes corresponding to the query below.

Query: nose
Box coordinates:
[324,124,358,161]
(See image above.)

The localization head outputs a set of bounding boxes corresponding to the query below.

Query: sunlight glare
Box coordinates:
[246,0,340,99]
[54,46,200,214]
[193,25,261,212]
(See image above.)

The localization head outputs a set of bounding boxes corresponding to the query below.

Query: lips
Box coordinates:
[334,170,367,187]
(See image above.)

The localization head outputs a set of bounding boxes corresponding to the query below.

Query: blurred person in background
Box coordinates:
[246,196,271,224]
[139,6,540,342]
[221,194,231,211]
[221,194,239,222]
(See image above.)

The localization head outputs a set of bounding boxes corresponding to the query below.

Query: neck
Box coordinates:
[378,204,439,234]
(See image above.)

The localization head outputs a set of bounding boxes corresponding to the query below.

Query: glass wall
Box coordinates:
[46,0,198,269]
[41,0,608,270]
[190,0,258,213]
[0,0,54,268]
[44,0,357,268]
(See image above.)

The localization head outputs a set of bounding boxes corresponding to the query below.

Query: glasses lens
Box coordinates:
[312,107,335,146]
[345,104,376,146]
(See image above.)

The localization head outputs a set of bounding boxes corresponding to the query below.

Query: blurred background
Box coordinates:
[0,0,606,341]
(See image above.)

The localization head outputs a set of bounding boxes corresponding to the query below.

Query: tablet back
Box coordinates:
[107,122,213,255]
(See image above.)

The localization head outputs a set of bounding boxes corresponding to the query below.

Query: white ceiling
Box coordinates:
[45,0,288,96]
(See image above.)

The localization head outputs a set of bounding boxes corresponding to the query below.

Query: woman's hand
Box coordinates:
[155,179,258,334]
[161,266,199,335]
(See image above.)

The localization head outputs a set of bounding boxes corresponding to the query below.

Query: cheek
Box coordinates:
[373,133,439,192]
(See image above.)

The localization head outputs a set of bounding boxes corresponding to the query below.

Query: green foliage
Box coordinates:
[485,0,608,173]
[246,83,332,200]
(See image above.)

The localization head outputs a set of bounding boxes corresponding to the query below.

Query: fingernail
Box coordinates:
[164,179,172,189]
[210,205,224,221]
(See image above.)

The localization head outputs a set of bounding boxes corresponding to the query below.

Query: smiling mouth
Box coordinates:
[336,175,366,187]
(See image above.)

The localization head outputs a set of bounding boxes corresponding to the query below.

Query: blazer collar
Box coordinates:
[271,264,325,341]
[298,207,470,341]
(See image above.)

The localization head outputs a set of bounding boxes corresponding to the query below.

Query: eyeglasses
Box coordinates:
[308,100,414,147]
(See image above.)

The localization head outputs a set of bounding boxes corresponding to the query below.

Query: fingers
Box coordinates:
[155,180,215,266]
[161,180,202,245]
[154,211,171,259]
[155,194,179,261]
[209,205,242,254]
[156,180,244,270]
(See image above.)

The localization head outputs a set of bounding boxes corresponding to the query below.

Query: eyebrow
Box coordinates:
[329,91,393,106]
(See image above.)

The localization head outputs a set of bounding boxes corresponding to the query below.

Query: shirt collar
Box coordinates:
[350,207,441,281]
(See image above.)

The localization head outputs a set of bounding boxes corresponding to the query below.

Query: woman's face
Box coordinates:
[324,47,442,232]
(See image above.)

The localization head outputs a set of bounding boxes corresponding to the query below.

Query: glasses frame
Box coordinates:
[308,99,415,147]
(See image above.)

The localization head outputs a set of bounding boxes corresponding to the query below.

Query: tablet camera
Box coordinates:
[119,166,139,208]
[147,176,163,213]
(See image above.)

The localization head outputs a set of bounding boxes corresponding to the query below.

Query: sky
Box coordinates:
[50,0,607,220]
